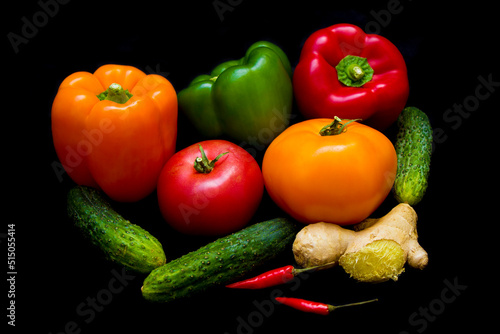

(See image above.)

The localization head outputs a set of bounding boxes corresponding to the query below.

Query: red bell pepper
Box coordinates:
[293,23,409,130]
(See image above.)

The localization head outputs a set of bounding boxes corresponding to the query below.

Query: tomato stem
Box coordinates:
[194,144,229,173]
[319,116,361,136]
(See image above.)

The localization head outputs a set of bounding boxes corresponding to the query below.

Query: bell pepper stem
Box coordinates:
[346,64,365,81]
[97,83,133,104]
[336,55,374,87]
[319,116,362,136]
[194,144,229,173]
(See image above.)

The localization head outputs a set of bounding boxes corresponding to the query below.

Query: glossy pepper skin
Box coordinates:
[275,297,378,315]
[226,265,295,289]
[293,23,409,131]
[226,262,336,289]
[178,41,293,144]
[51,64,177,202]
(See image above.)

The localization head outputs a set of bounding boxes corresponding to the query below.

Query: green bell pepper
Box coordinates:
[178,41,293,145]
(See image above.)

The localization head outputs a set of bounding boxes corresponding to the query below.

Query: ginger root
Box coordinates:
[292,203,428,283]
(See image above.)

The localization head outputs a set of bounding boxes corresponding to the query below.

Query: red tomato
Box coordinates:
[157,140,264,236]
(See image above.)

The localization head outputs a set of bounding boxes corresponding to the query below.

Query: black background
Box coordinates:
[5,0,498,333]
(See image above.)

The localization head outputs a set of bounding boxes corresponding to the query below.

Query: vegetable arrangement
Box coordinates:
[52,22,434,317]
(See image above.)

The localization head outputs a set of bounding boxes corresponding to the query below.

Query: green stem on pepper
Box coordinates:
[336,55,374,87]
[97,83,133,104]
[346,63,365,81]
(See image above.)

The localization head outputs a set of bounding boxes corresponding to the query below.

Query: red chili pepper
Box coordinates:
[226,263,335,290]
[226,265,295,289]
[275,297,378,315]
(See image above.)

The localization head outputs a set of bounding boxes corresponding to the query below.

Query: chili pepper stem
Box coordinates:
[194,144,229,173]
[292,261,337,275]
[327,298,379,312]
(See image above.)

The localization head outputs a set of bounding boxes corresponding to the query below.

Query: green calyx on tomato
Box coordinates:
[319,116,362,136]
[194,144,229,174]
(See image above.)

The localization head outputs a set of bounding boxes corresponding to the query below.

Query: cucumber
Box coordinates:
[393,107,433,206]
[67,186,166,274]
[141,218,300,302]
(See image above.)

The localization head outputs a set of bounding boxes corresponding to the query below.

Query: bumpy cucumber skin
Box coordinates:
[142,218,300,302]
[393,107,433,206]
[67,186,166,274]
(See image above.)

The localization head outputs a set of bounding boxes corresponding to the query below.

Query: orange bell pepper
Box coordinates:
[51,64,177,202]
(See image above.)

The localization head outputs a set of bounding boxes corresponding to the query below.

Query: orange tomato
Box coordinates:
[262,118,397,225]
